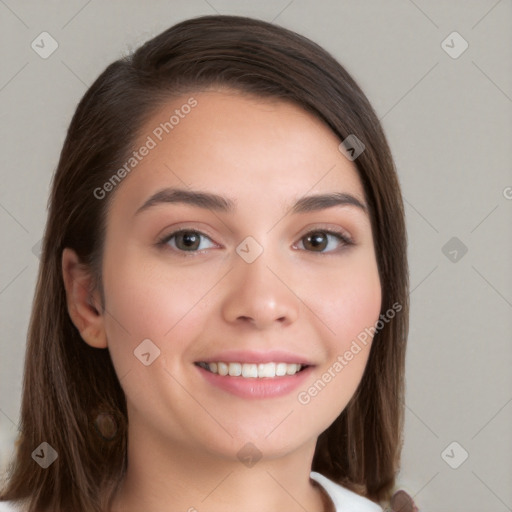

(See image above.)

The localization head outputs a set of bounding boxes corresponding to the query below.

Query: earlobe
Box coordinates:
[61,247,108,349]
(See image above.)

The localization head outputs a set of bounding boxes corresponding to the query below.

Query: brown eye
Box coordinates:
[175,231,201,251]
[303,232,328,251]
[159,230,216,252]
[298,229,353,253]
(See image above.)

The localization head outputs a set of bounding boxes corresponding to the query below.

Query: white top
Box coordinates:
[0,471,382,511]
[0,502,17,512]
[310,471,383,511]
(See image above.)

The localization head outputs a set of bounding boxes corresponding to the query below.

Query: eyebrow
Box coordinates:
[134,187,368,217]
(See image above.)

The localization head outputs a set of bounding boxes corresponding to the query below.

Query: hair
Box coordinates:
[0,14,409,512]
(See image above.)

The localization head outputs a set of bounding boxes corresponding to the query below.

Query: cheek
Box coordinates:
[308,253,382,349]
[296,254,381,422]
[100,252,217,372]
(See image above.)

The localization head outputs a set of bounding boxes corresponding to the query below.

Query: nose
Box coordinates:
[221,251,300,330]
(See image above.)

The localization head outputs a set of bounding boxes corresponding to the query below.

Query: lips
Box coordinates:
[195,349,313,366]
[194,349,315,399]
[195,362,314,399]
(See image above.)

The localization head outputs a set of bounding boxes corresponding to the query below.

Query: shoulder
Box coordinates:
[310,472,383,512]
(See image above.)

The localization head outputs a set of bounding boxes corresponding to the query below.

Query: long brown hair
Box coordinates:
[0,14,408,511]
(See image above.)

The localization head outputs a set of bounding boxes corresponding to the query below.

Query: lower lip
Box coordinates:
[195,364,314,399]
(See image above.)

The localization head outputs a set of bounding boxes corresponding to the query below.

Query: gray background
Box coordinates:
[1,1,511,510]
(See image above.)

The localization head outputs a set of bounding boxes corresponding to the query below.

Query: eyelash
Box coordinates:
[156,227,354,257]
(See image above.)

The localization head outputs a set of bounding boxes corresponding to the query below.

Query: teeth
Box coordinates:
[198,361,304,378]
[228,362,242,376]
[242,364,258,378]
[218,362,228,376]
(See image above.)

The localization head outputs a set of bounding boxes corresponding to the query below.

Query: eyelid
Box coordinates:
[296,223,354,244]
[156,222,219,242]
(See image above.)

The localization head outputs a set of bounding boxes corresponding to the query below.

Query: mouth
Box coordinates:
[195,361,310,378]
[194,359,314,399]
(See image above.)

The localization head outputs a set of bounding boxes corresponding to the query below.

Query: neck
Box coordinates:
[111,419,328,512]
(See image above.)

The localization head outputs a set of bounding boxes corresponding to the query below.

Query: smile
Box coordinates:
[196,361,307,378]
[195,360,314,399]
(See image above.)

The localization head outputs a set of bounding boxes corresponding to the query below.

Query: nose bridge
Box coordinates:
[221,239,300,329]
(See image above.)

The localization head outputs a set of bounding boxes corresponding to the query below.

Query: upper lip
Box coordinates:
[195,349,314,366]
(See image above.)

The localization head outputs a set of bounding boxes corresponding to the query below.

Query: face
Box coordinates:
[97,89,381,460]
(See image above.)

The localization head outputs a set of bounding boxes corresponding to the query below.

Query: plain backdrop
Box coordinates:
[1,1,511,511]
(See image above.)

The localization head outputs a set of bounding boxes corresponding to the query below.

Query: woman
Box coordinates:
[0,14,413,512]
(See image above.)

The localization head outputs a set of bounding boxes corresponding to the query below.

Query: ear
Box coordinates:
[61,247,107,349]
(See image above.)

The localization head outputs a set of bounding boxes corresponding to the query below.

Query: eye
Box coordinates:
[296,229,353,253]
[156,227,354,256]
[157,229,217,253]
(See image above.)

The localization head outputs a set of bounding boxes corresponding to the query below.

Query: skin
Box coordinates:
[62,89,382,512]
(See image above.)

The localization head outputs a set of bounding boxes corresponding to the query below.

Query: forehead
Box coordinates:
[107,89,366,217]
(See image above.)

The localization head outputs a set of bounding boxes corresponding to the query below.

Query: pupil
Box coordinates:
[181,232,199,249]
[307,232,327,250]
